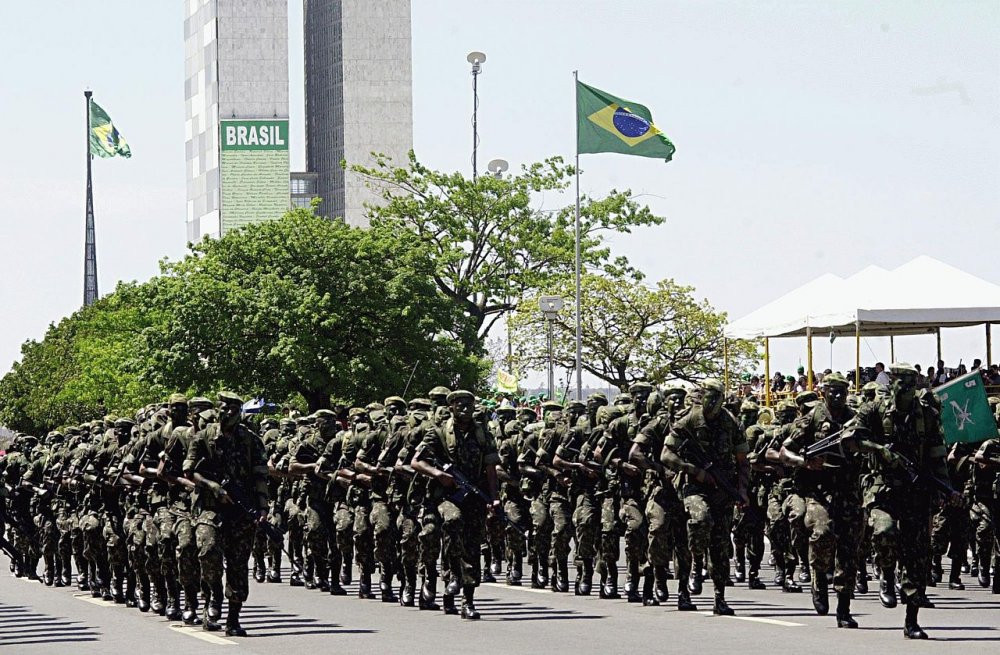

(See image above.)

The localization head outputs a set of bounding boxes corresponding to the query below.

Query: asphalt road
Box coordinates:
[1,554,998,655]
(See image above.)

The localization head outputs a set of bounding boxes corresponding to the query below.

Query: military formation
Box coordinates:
[1,366,998,641]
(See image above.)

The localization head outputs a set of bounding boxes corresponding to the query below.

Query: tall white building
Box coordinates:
[184,0,290,241]
[303,0,413,226]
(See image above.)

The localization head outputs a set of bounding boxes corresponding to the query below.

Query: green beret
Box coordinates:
[408,398,433,410]
[198,408,218,422]
[740,400,758,412]
[429,386,452,398]
[446,390,475,404]
[613,393,632,406]
[167,393,189,405]
[664,385,687,397]
[279,418,296,428]
[862,381,879,392]
[628,381,653,394]
[365,402,385,412]
[504,420,523,434]
[218,391,243,406]
[496,406,516,417]
[890,362,918,377]
[369,409,386,423]
[115,418,135,428]
[795,390,819,405]
[776,400,797,413]
[540,400,563,412]
[823,372,850,388]
[260,417,278,429]
[587,392,608,404]
[65,426,81,436]
[383,396,406,408]
[701,378,725,393]
[347,407,367,418]
[566,400,586,410]
[189,396,214,409]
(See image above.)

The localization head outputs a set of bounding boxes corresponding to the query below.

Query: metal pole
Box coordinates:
[936,327,942,365]
[723,338,729,393]
[855,321,861,391]
[83,90,98,307]
[890,335,895,363]
[764,337,771,407]
[806,326,813,390]
[573,70,583,401]
[472,65,479,181]
[547,319,555,400]
[987,323,992,368]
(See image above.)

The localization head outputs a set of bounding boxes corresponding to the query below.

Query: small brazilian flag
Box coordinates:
[577,80,674,161]
[89,99,131,159]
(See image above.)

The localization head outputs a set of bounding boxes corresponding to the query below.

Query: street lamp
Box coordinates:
[539,295,564,400]
[467,51,486,181]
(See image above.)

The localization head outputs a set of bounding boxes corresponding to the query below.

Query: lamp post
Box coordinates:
[540,296,564,400]
[467,51,486,181]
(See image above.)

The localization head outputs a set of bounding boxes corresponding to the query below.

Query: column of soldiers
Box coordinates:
[2,368,999,640]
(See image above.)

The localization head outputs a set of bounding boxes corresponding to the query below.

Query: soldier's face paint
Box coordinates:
[824,384,848,410]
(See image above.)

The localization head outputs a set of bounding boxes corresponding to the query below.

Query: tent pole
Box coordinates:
[764,338,771,407]
[890,335,895,363]
[854,321,861,391]
[806,326,813,390]
[936,327,942,365]
[723,338,729,393]
[987,323,992,368]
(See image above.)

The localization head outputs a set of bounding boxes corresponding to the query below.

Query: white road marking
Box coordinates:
[481,581,559,595]
[697,610,802,626]
[74,594,117,608]
[168,623,237,645]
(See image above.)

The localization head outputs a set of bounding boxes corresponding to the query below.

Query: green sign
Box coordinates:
[220,119,289,234]
[933,371,998,445]
[221,120,288,150]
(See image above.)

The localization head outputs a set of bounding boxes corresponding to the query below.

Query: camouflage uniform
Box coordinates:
[970,438,1000,592]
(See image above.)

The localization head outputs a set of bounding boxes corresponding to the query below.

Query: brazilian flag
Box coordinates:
[89,99,131,159]
[577,81,674,161]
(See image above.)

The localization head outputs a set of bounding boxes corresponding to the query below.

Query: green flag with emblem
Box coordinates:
[89,99,131,159]
[932,371,997,445]
[576,80,675,161]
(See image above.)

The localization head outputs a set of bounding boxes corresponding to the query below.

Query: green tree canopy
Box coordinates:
[508,273,758,392]
[351,152,664,353]
[141,208,480,411]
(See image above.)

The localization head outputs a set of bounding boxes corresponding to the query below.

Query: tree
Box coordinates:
[141,208,480,410]
[351,152,664,354]
[508,273,758,392]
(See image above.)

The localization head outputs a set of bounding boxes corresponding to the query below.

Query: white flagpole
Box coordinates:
[574,71,583,401]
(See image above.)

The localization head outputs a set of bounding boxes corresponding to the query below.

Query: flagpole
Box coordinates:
[83,90,98,307]
[573,71,583,401]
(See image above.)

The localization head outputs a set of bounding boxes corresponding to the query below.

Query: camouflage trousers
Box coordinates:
[969,500,998,573]
[803,493,861,594]
[352,501,375,575]
[370,500,397,575]
[284,498,305,569]
[396,505,421,569]
[194,509,256,603]
[125,510,153,588]
[416,502,441,577]
[571,492,599,565]
[303,500,340,583]
[549,494,573,566]
[78,510,106,578]
[35,509,58,558]
[621,497,648,569]
[733,489,766,572]
[597,494,621,576]
[527,492,552,567]
[646,486,687,576]
[503,496,528,561]
[869,490,932,601]
[334,501,354,575]
[101,512,128,584]
[683,489,734,591]
[154,507,200,595]
[438,497,487,588]
[931,501,969,563]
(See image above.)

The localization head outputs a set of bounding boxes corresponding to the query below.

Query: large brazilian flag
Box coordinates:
[933,371,998,445]
[89,99,131,159]
[576,81,675,161]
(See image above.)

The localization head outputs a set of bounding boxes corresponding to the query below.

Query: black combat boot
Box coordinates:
[902,599,927,639]
[225,600,247,637]
[879,569,898,608]
[855,564,869,594]
[113,575,126,604]
[138,578,151,613]
[379,568,397,603]
[626,561,642,603]
[509,555,523,586]
[482,549,496,583]
[557,559,570,593]
[600,564,620,599]
[978,554,991,588]
[418,573,439,611]
[948,558,964,590]
[642,571,659,606]
[748,569,766,590]
[340,560,353,586]
[930,555,942,586]
[125,574,137,608]
[992,568,1000,594]
[654,565,669,603]
[182,586,201,626]
[460,585,480,620]
[359,570,377,599]
[77,567,89,590]
[812,569,829,616]
[735,546,746,584]
[253,556,265,583]
[201,599,221,632]
[537,559,549,588]
[713,588,734,616]
[209,580,224,622]
[267,551,282,583]
[401,565,417,606]
[677,588,697,611]
[773,562,786,587]
[836,591,857,628]
[573,563,583,595]
[441,593,459,616]
[152,579,167,615]
[165,578,183,621]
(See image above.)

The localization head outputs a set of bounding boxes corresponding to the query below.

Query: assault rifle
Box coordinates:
[441,463,527,537]
[220,478,302,575]
[800,423,868,463]
[0,503,22,570]
[886,444,961,501]
[675,436,745,504]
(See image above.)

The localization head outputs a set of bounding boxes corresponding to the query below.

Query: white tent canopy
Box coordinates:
[725,256,1000,339]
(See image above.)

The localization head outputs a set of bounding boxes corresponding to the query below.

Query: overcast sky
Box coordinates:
[0,1,997,382]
